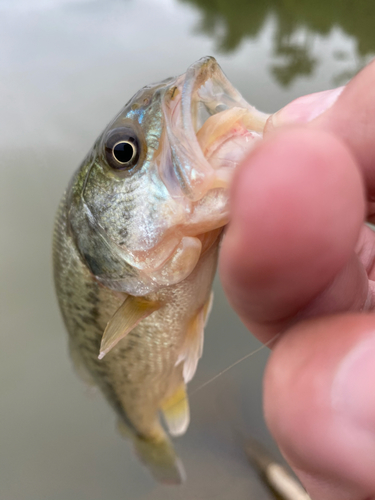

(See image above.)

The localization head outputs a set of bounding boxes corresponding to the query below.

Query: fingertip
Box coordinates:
[265,87,344,132]
[220,127,365,338]
[313,58,375,195]
[264,314,375,499]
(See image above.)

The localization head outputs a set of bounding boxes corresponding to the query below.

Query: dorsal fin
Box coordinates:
[99,296,161,359]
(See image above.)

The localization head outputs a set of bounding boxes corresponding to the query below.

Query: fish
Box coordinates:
[53,56,269,484]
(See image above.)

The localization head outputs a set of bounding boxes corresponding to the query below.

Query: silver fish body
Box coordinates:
[53,57,268,482]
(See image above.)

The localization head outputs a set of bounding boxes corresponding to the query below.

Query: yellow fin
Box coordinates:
[161,383,190,437]
[176,292,214,383]
[135,435,186,484]
[117,420,185,484]
[99,296,161,359]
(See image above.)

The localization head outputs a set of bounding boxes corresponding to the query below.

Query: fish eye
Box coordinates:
[104,127,140,170]
[112,141,136,164]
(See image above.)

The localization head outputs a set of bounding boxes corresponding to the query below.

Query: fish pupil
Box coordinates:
[113,141,135,164]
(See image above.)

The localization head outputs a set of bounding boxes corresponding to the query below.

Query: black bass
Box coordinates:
[53,57,269,483]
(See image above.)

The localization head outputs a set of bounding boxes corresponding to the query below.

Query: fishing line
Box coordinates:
[164,333,280,413]
[189,332,280,399]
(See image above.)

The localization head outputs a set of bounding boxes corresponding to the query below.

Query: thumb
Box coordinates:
[264,314,375,500]
[264,87,344,133]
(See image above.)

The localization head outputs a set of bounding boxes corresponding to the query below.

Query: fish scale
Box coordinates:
[53,56,269,483]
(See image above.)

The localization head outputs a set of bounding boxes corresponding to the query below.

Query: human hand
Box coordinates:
[220,60,375,500]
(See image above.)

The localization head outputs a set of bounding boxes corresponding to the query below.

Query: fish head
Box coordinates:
[67,56,268,295]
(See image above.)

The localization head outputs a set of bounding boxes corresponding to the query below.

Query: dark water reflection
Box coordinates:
[180,0,375,86]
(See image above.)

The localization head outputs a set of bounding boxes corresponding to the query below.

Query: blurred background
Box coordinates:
[1,0,374,499]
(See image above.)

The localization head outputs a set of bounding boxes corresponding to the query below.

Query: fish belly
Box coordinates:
[53,195,219,438]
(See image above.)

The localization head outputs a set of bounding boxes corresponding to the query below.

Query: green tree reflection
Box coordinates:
[180,0,375,86]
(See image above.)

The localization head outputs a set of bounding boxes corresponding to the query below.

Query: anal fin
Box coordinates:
[99,296,161,359]
[176,292,214,383]
[161,383,190,437]
[202,291,214,324]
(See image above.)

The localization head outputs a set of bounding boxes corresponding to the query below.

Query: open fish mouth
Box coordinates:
[161,56,270,203]
[100,57,270,294]
[120,57,271,293]
[69,57,271,296]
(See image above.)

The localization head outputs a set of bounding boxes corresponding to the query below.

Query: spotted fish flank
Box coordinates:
[53,57,269,483]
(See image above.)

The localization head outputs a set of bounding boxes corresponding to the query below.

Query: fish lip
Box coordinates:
[159,58,219,202]
[161,56,267,203]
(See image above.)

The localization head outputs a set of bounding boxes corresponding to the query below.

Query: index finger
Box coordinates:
[314,60,375,198]
[268,59,375,199]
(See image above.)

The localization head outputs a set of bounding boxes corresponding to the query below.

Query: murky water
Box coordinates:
[1,1,373,499]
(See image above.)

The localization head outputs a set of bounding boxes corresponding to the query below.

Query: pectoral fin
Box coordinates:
[99,296,161,359]
[161,383,190,437]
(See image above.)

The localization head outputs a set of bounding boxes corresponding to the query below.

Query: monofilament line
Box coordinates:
[189,333,280,398]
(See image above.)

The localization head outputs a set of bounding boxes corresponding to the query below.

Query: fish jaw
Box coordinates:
[161,56,269,204]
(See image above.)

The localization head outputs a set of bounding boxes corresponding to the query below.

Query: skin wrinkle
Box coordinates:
[298,253,369,318]
[356,226,375,277]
